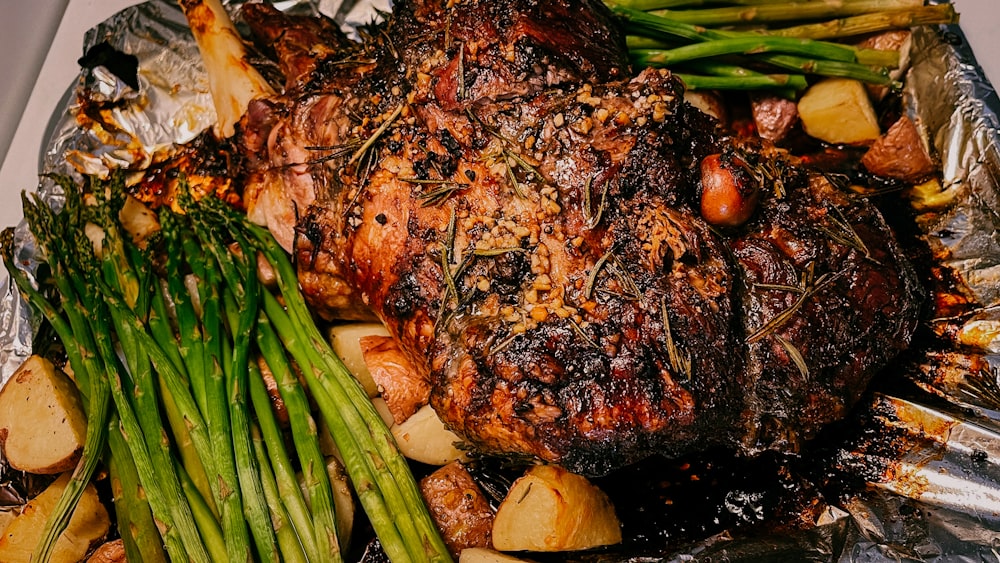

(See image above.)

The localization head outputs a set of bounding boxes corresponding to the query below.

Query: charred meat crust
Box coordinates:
[243,0,922,475]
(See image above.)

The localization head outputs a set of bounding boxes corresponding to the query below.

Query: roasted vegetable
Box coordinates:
[329,323,392,397]
[87,539,127,563]
[392,404,469,466]
[420,462,495,556]
[0,356,88,475]
[797,78,881,144]
[862,115,936,182]
[361,334,431,423]
[459,548,530,563]
[2,174,453,563]
[0,473,110,563]
[492,465,621,552]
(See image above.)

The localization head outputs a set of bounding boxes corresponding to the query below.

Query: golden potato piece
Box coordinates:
[119,195,160,247]
[391,404,468,465]
[0,356,88,474]
[492,465,621,552]
[797,78,881,145]
[0,472,111,563]
[329,323,391,397]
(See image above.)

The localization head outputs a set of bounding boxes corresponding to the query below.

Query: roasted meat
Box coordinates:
[236,0,922,475]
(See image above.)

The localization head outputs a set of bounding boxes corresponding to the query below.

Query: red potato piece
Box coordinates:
[87,539,126,563]
[255,356,290,426]
[750,94,799,143]
[700,153,761,228]
[861,116,936,183]
[420,462,495,557]
[360,335,431,423]
[858,30,912,101]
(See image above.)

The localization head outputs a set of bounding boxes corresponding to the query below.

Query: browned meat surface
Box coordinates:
[237,0,922,475]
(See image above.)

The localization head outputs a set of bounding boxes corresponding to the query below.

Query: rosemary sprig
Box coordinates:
[349,103,404,166]
[568,317,600,350]
[583,175,610,229]
[304,140,363,166]
[502,152,528,199]
[660,296,693,380]
[405,178,469,207]
[774,334,809,380]
[817,204,875,262]
[584,249,615,300]
[746,263,843,344]
[473,247,525,257]
[607,255,642,301]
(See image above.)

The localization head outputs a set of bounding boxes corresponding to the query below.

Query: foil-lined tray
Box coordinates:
[1,1,999,560]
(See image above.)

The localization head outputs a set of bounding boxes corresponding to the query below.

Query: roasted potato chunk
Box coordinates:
[0,472,111,563]
[0,356,88,474]
[87,539,126,563]
[492,465,621,552]
[391,404,468,465]
[459,547,532,562]
[750,94,799,143]
[861,116,936,183]
[420,462,495,556]
[361,334,431,424]
[329,322,391,397]
[798,78,881,145]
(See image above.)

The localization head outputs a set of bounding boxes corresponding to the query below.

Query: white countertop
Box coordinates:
[0,0,997,234]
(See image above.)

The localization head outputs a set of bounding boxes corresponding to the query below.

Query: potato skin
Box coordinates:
[459,547,531,562]
[360,334,431,424]
[0,356,88,474]
[750,94,798,143]
[329,322,391,397]
[861,116,936,183]
[420,462,495,556]
[700,153,761,228]
[87,539,126,563]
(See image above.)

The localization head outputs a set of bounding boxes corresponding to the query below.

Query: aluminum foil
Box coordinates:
[1,1,999,560]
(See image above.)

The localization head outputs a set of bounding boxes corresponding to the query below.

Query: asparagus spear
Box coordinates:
[250,422,309,563]
[612,0,792,9]
[247,341,326,563]
[675,72,808,90]
[648,0,924,26]
[763,5,959,40]
[255,316,340,562]
[164,210,253,563]
[107,424,170,563]
[629,36,858,65]
[626,5,958,44]
[212,199,450,561]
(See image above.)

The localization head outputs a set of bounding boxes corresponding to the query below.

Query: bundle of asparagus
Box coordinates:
[607,0,959,91]
[1,175,451,563]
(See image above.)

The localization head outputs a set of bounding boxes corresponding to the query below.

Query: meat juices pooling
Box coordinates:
[236,0,922,476]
